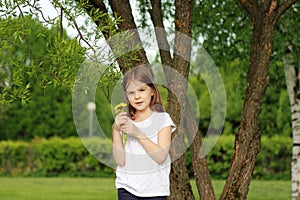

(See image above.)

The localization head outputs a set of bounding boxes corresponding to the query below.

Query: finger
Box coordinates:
[121,123,129,128]
[116,115,127,121]
[117,116,128,122]
[121,119,129,124]
[121,125,130,132]
[118,112,127,117]
[121,118,129,123]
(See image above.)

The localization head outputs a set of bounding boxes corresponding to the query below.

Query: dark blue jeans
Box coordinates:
[118,188,168,200]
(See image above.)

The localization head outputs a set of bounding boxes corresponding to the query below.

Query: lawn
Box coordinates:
[0,178,290,200]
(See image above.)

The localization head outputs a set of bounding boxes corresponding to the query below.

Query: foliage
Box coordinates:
[0,15,85,104]
[189,58,291,137]
[0,79,115,140]
[0,15,86,140]
[0,0,123,105]
[0,1,295,141]
[255,135,292,180]
[0,136,114,177]
[0,135,291,180]
[191,0,296,139]
[0,85,75,140]
[192,0,252,71]
[185,135,292,180]
[0,57,291,140]
[274,3,300,67]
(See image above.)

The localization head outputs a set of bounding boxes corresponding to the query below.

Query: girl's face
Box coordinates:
[126,80,154,113]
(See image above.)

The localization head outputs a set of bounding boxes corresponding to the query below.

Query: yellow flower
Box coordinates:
[114,102,127,114]
[114,102,127,144]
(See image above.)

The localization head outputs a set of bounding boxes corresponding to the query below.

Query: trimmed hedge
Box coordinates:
[186,135,291,180]
[0,137,114,177]
[0,136,292,179]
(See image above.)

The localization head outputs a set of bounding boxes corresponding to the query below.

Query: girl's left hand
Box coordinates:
[120,121,143,139]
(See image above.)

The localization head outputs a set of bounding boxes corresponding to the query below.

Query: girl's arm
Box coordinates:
[121,122,172,164]
[137,126,172,164]
[112,122,125,167]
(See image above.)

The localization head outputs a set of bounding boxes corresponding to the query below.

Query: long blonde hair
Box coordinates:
[123,67,164,120]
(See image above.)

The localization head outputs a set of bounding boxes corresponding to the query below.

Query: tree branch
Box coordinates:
[108,0,149,67]
[273,0,297,23]
[60,5,63,39]
[73,18,94,50]
[267,0,278,16]
[108,0,136,30]
[173,0,192,77]
[237,0,254,15]
[82,0,147,72]
[55,4,95,51]
[33,1,58,24]
[148,0,173,68]
[88,0,118,39]
[262,0,273,14]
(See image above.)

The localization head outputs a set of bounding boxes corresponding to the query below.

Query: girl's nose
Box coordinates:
[134,92,140,99]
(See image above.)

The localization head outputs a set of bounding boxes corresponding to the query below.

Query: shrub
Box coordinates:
[186,135,291,180]
[255,135,292,180]
[0,140,30,175]
[0,135,292,179]
[0,137,113,177]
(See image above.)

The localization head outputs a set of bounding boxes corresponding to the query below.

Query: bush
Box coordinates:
[186,135,291,180]
[0,140,30,176]
[0,137,114,177]
[255,135,292,180]
[0,136,292,179]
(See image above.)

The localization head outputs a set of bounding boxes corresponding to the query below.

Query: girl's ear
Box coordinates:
[151,88,155,96]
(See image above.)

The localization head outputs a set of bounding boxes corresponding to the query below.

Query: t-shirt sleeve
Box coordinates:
[162,113,176,133]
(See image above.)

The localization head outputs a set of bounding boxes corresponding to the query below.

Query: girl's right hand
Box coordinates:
[114,112,128,131]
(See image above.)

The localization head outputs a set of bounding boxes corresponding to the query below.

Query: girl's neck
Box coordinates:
[134,108,153,122]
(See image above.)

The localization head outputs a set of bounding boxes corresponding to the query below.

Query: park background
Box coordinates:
[0,0,299,199]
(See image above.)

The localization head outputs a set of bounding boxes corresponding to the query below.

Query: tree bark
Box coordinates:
[149,1,215,199]
[221,15,273,200]
[183,97,215,200]
[283,44,300,200]
[166,0,197,199]
[221,1,296,199]
[167,91,195,200]
[108,0,149,68]
[84,0,149,72]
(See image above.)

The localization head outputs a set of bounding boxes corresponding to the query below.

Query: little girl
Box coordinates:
[112,66,176,200]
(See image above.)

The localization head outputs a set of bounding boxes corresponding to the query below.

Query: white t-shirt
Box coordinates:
[115,111,176,197]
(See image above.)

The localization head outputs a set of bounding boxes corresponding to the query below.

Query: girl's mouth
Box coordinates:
[136,102,143,106]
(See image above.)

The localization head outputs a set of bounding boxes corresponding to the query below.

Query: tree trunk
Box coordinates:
[85,0,149,72]
[183,97,215,200]
[283,44,300,200]
[107,0,149,67]
[149,0,200,199]
[149,1,215,198]
[167,91,195,200]
[221,8,274,200]
[167,0,197,199]
[221,0,296,198]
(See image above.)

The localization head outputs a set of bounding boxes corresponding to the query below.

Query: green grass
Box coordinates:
[191,180,290,200]
[0,178,116,200]
[0,178,290,200]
